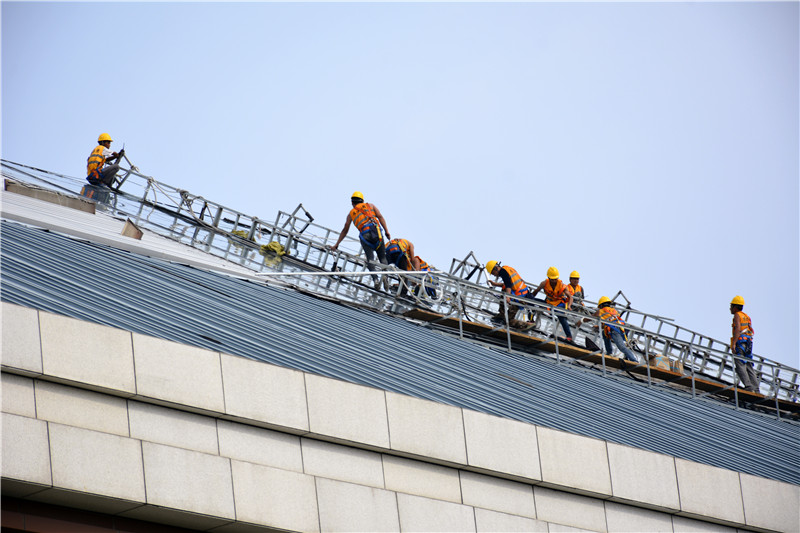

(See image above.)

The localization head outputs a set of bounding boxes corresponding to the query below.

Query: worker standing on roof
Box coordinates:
[485,260,534,323]
[583,296,638,363]
[531,267,574,342]
[331,191,391,288]
[86,133,125,187]
[730,296,758,393]
[568,271,586,312]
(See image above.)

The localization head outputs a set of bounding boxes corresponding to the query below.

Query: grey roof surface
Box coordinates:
[2,218,799,486]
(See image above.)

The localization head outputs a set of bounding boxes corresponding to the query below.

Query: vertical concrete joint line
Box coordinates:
[228,457,238,521]
[313,476,323,533]
[737,472,748,527]
[460,408,470,466]
[534,425,545,485]
[383,390,393,450]
[45,421,54,487]
[673,456,683,513]
[36,309,45,375]
[302,372,312,437]
[217,352,227,416]
[130,332,139,396]
[139,440,148,503]
[604,441,614,497]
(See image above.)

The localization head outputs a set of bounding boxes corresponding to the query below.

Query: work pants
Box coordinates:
[552,303,573,339]
[734,342,759,392]
[604,329,638,362]
[363,239,387,287]
[90,164,120,187]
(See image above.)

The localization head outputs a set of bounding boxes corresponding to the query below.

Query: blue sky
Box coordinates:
[3,2,798,370]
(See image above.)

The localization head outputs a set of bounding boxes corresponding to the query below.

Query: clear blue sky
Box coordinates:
[3,2,798,370]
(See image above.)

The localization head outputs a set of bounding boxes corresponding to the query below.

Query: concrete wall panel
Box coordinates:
[1,412,51,486]
[141,441,234,519]
[48,423,144,502]
[221,353,308,432]
[133,333,224,413]
[316,477,400,533]
[607,442,679,510]
[301,438,384,488]
[396,492,476,533]
[740,473,800,533]
[474,508,548,533]
[217,420,303,472]
[128,401,218,454]
[534,485,608,533]
[35,380,129,437]
[463,410,540,481]
[231,460,319,533]
[1,303,42,374]
[382,454,461,503]
[386,392,467,465]
[604,501,673,532]
[306,374,390,449]
[537,426,611,497]
[675,459,744,525]
[1,373,36,417]
[39,312,135,394]
[460,470,536,519]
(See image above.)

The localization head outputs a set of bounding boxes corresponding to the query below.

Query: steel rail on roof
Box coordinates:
[1,159,798,413]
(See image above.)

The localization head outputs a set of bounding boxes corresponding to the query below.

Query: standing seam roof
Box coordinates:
[1,219,798,486]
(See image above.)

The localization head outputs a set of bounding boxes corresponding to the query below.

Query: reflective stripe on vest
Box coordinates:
[734,311,754,341]
[569,284,584,300]
[544,279,569,305]
[87,145,106,176]
[501,266,528,297]
[599,306,625,338]
[386,239,411,268]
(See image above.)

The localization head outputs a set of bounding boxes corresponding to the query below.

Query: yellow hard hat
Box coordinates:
[351,191,364,201]
[547,266,559,279]
[598,296,611,305]
[731,295,745,306]
[570,270,580,279]
[98,133,113,142]
[485,260,498,275]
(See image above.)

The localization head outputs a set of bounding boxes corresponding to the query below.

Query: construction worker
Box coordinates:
[87,133,125,187]
[583,296,638,362]
[730,296,758,392]
[385,238,420,295]
[412,256,438,299]
[485,260,533,322]
[531,267,574,341]
[331,192,391,287]
[568,271,586,312]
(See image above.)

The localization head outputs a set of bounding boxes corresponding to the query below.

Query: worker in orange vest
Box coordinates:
[485,260,534,323]
[582,296,638,362]
[567,271,587,313]
[531,267,574,341]
[331,191,391,288]
[86,133,125,187]
[730,296,758,392]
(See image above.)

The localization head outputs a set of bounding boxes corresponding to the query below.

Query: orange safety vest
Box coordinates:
[598,306,626,338]
[543,279,569,306]
[501,266,528,297]
[568,283,584,300]
[733,311,754,341]
[87,145,106,177]
[416,257,430,271]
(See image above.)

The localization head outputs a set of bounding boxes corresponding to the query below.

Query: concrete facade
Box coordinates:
[2,302,798,532]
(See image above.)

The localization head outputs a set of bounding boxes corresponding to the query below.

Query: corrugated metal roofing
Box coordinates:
[1,218,798,486]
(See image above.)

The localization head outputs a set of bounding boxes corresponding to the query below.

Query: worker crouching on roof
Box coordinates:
[385,238,420,295]
[412,256,438,299]
[331,191,391,288]
[531,267,574,342]
[730,296,758,393]
[87,133,125,187]
[583,297,638,363]
[486,260,534,323]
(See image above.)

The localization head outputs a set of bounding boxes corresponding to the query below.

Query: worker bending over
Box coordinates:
[583,297,638,363]
[86,133,125,187]
[531,267,574,341]
[413,256,438,299]
[385,238,420,295]
[485,260,534,323]
[331,191,391,288]
[730,296,758,392]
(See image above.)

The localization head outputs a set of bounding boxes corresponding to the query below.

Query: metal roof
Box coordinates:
[2,218,798,486]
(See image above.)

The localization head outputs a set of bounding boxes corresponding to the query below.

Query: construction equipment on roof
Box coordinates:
[2,158,798,419]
